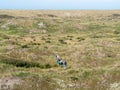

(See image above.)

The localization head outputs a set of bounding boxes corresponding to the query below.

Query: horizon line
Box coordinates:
[0,9,120,10]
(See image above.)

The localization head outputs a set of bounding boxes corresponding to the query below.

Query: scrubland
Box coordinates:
[0,10,120,90]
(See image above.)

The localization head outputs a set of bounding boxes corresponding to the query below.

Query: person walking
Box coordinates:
[56,53,62,65]
[63,60,67,69]
[56,53,60,61]
[59,59,63,67]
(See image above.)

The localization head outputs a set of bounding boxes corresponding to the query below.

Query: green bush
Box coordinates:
[0,57,41,68]
[45,64,51,68]
[21,44,29,48]
[45,40,51,43]
[0,14,15,19]
[77,37,85,41]
[41,37,46,40]
[114,30,120,34]
[70,76,79,81]
[67,35,73,38]
[59,39,67,44]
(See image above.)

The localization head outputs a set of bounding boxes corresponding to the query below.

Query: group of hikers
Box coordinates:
[56,53,67,69]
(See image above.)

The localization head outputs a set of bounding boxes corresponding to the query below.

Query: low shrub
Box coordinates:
[91,35,101,38]
[114,30,120,34]
[21,44,29,48]
[67,35,74,38]
[0,14,15,19]
[45,40,51,43]
[41,37,46,40]
[31,43,41,45]
[0,57,41,68]
[70,76,79,81]
[45,63,51,68]
[59,39,67,44]
[77,37,85,41]
[112,14,120,17]
[47,14,57,17]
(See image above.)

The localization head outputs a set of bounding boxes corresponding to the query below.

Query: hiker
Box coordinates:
[57,58,61,65]
[58,59,63,67]
[63,60,67,69]
[55,53,64,68]
[56,53,61,65]
[56,53,60,61]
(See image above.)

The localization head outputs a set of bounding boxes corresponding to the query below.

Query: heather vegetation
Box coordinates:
[0,10,120,90]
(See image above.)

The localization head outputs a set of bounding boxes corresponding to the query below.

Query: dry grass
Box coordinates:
[0,10,120,90]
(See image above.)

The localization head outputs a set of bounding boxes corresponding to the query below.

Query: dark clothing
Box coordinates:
[63,61,67,69]
[64,61,67,66]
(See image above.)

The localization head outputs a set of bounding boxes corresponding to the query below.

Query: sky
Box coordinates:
[0,0,120,10]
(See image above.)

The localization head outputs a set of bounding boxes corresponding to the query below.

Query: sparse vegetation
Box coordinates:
[0,10,120,90]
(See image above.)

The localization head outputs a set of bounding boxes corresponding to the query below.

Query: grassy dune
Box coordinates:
[0,10,120,90]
